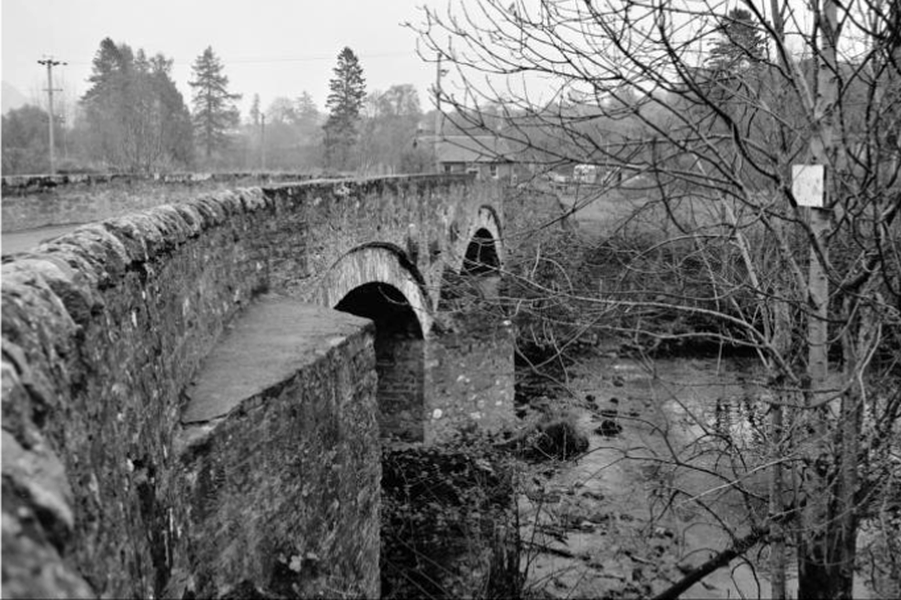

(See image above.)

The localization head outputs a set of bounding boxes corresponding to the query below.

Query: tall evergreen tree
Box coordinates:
[81,38,132,167]
[323,47,366,171]
[296,91,319,121]
[295,91,322,145]
[148,54,194,168]
[81,38,192,171]
[189,46,241,161]
[249,93,261,127]
[696,8,767,131]
[706,9,765,71]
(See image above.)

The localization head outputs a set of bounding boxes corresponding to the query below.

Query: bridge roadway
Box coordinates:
[2,224,82,255]
[1,173,515,599]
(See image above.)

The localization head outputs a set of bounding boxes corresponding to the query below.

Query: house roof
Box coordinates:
[434,135,514,164]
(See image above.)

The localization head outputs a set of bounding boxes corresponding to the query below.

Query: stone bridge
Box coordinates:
[1,174,515,599]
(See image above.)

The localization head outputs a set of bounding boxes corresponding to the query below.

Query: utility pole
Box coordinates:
[434,54,443,173]
[37,57,66,175]
[433,53,449,173]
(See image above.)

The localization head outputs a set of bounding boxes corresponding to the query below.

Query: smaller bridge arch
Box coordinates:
[317,243,433,441]
[459,205,504,275]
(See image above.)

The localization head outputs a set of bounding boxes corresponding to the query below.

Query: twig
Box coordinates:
[524,542,588,561]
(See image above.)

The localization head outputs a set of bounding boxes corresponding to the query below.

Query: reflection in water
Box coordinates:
[521,356,873,600]
[713,393,767,445]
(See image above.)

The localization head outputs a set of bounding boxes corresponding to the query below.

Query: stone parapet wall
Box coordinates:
[1,173,508,598]
[2,188,272,598]
[177,297,380,598]
[1,172,317,232]
[262,174,496,314]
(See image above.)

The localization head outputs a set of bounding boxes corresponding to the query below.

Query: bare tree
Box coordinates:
[412,0,901,597]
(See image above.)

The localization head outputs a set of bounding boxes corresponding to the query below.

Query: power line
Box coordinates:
[57,50,415,67]
[226,51,413,64]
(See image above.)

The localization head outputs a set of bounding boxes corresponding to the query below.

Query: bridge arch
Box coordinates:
[459,205,504,275]
[318,243,432,441]
[317,243,433,336]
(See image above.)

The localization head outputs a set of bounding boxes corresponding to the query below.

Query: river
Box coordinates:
[519,353,874,599]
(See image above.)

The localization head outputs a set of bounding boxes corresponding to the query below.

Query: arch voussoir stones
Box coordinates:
[316,243,434,337]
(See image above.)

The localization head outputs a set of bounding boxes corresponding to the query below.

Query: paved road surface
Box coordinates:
[2,224,82,256]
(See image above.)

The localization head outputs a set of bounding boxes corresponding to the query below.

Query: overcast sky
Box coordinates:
[1,0,440,116]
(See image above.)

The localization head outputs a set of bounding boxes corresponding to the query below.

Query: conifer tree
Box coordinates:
[697,8,767,121]
[323,47,366,171]
[81,38,192,171]
[249,93,261,128]
[706,8,765,72]
[189,46,241,161]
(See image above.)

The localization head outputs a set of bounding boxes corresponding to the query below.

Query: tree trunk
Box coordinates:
[797,300,871,599]
[770,396,788,600]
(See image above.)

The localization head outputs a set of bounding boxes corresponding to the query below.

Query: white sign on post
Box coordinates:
[792,164,825,208]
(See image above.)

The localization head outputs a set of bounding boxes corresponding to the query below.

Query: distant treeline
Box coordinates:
[2,40,435,176]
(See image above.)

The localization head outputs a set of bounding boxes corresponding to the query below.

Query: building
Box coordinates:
[431,135,516,182]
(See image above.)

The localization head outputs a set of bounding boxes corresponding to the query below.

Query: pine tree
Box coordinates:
[148,54,194,168]
[83,38,131,106]
[189,46,241,161]
[295,91,322,145]
[323,47,366,171]
[706,9,765,72]
[82,38,132,166]
[81,38,192,171]
[249,93,261,128]
[698,9,766,110]
[296,92,319,125]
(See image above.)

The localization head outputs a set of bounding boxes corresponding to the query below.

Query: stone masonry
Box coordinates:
[1,174,514,598]
[177,296,380,598]
[1,172,316,233]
